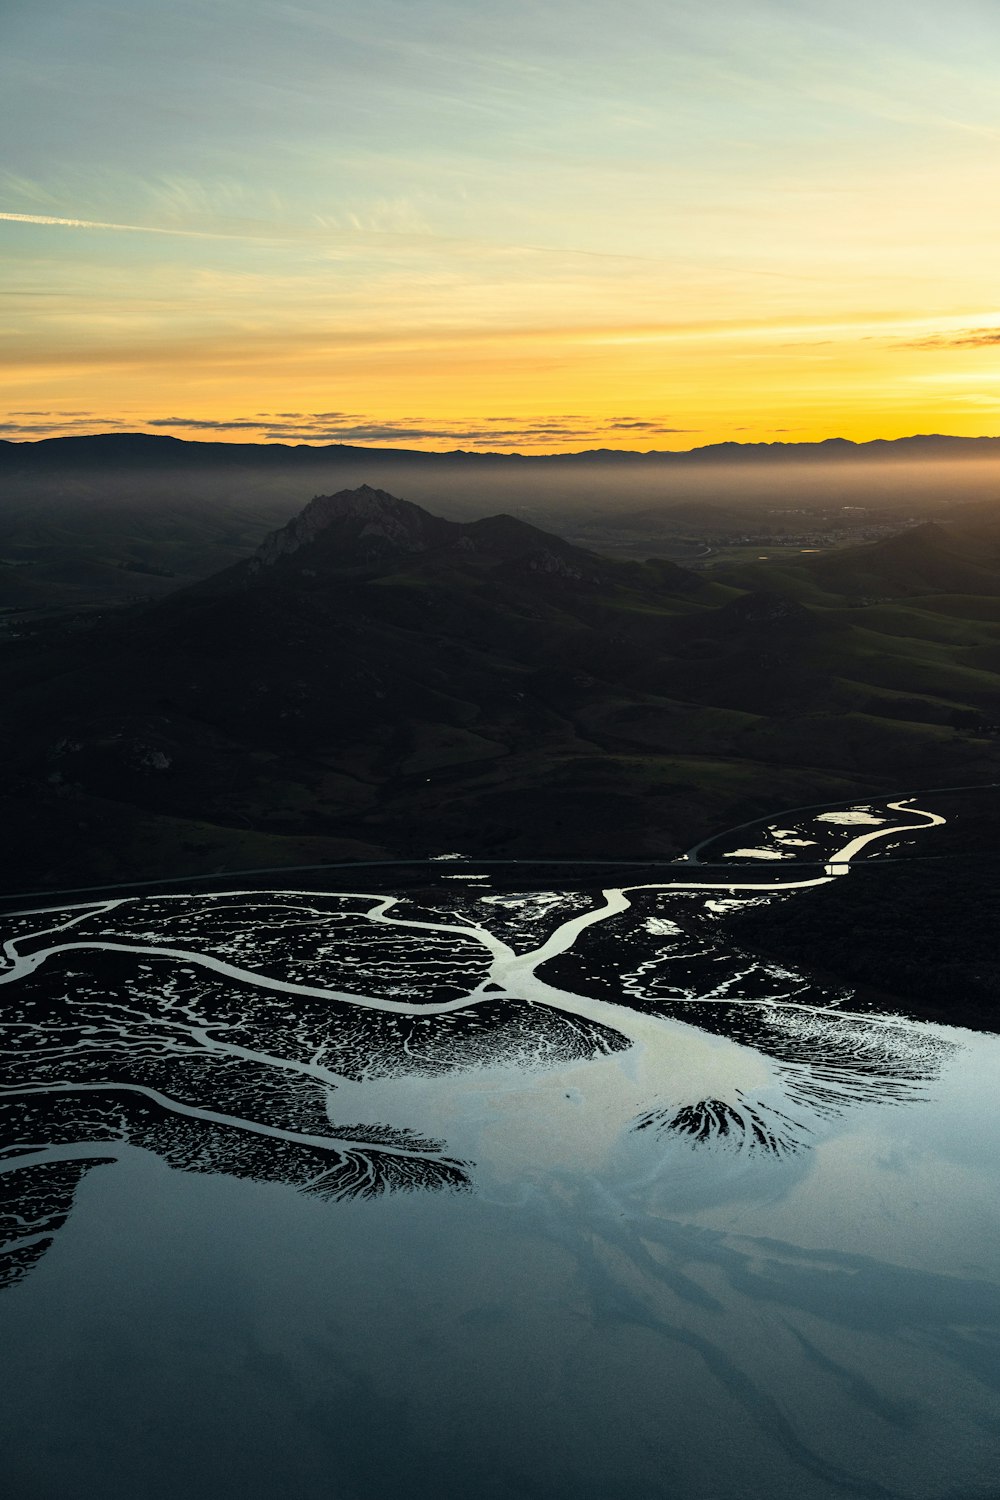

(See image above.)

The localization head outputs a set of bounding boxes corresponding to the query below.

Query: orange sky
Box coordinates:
[4,1,1000,451]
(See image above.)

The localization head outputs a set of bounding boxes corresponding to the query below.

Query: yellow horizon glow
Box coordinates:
[4,300,1000,452]
[5,1,1000,453]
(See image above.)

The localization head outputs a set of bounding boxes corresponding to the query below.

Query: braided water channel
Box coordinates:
[1,794,998,1500]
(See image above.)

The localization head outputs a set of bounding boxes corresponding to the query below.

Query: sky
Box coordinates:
[3,0,1000,452]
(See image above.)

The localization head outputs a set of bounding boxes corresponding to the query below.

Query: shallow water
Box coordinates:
[2,798,998,1500]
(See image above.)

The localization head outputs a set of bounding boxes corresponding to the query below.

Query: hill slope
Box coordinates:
[3,491,1000,890]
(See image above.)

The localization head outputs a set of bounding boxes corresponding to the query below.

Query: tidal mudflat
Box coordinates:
[1,798,998,1500]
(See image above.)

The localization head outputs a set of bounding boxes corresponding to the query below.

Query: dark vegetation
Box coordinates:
[730,854,1000,1031]
[724,786,1000,1030]
[1,458,1000,892]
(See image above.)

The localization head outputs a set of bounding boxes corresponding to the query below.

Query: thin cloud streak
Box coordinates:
[1,309,941,381]
[0,208,839,275]
[903,326,1000,349]
[145,413,692,446]
[0,210,244,241]
[0,410,694,448]
[0,206,674,264]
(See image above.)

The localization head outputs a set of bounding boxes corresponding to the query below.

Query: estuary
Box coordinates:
[1,796,998,1500]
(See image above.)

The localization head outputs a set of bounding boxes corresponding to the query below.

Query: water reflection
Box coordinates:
[0,798,963,1291]
[3,1143,999,1500]
[3,798,1000,1498]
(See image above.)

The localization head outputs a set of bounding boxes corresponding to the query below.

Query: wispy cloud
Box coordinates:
[147,417,280,431]
[0,210,245,241]
[145,412,692,447]
[903,326,1000,349]
[606,419,665,429]
[0,410,693,450]
[0,414,132,435]
[0,204,682,265]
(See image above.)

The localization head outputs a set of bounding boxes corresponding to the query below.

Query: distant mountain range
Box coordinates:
[4,430,1000,469]
[3,485,1000,891]
[7,430,1000,624]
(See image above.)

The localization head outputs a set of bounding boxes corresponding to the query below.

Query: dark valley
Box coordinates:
[3,481,1000,894]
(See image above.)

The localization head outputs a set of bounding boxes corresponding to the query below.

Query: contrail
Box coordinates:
[0,210,236,239]
[0,208,835,279]
[0,208,647,259]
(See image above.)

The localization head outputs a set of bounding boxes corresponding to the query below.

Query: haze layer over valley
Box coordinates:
[4,434,1000,624]
[3,469,1000,895]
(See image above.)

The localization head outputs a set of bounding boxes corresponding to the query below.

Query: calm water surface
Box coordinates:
[1,798,998,1500]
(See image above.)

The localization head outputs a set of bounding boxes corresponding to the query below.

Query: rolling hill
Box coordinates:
[4,432,1000,623]
[2,489,1000,891]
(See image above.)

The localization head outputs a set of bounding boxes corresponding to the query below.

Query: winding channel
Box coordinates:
[0,797,942,1029]
[0,796,947,1215]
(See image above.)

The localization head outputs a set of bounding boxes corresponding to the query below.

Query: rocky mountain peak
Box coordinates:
[249,485,453,571]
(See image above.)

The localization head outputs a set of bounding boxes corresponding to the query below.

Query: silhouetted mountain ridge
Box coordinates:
[3,490,1000,888]
[232,486,659,597]
[5,430,1000,471]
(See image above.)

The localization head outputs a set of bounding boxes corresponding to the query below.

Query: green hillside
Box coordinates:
[2,492,1000,891]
